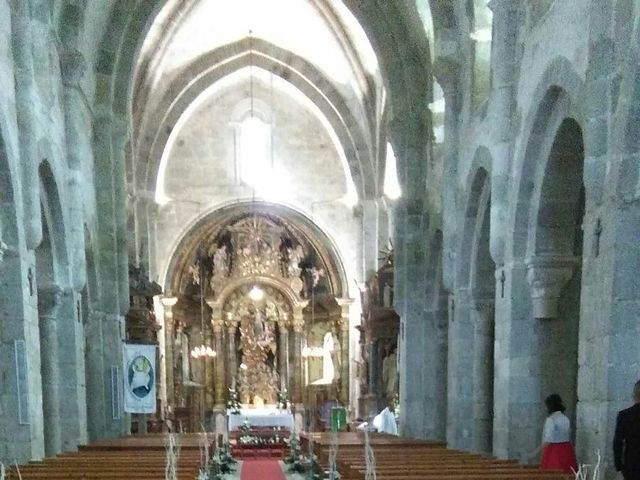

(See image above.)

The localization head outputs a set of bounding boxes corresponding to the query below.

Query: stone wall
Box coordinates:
[0,2,127,463]
[391,1,640,478]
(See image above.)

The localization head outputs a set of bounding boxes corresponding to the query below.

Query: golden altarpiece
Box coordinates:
[160,210,351,432]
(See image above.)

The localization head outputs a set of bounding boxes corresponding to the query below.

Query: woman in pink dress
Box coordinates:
[538,394,578,473]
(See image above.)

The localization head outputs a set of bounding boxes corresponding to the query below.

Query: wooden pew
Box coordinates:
[302,432,573,480]
[7,434,212,480]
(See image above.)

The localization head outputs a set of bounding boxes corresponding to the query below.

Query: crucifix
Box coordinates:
[500,269,506,298]
[594,218,603,257]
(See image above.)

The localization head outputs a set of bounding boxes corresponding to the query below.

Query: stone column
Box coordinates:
[525,255,576,319]
[447,287,474,450]
[336,299,353,407]
[38,285,63,456]
[278,317,290,391]
[470,295,495,455]
[291,310,304,404]
[161,297,178,407]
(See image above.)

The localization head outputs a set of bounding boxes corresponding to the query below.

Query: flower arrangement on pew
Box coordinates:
[197,440,237,479]
[573,451,601,480]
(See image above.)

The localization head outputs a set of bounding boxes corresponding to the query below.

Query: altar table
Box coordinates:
[228,409,294,431]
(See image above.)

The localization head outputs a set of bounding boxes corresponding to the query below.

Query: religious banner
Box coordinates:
[123,343,157,413]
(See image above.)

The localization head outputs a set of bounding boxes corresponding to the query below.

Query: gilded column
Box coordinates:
[336,298,353,407]
[278,315,290,391]
[38,285,63,455]
[291,310,304,404]
[226,313,238,388]
[161,296,178,407]
[204,325,215,410]
[207,298,226,407]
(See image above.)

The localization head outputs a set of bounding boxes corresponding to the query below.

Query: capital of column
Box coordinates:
[526,255,577,319]
[469,288,495,317]
[277,312,291,331]
[291,315,304,333]
[161,296,178,309]
[37,284,63,317]
[336,297,354,312]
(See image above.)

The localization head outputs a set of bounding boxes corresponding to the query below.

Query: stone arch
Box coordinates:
[161,201,350,300]
[37,161,70,286]
[526,117,584,442]
[136,39,374,199]
[451,159,495,454]
[510,57,584,259]
[508,79,585,456]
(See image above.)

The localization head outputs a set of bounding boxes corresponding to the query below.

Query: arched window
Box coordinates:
[471,0,493,109]
[238,115,272,188]
[384,142,402,200]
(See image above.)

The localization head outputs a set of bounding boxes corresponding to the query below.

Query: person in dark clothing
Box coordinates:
[614,380,640,480]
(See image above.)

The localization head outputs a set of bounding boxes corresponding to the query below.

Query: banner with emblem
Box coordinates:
[123,344,157,414]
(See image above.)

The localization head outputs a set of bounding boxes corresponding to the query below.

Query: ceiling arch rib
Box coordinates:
[135,0,381,102]
[135,39,377,200]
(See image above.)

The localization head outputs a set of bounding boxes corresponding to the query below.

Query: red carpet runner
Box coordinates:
[240,459,287,480]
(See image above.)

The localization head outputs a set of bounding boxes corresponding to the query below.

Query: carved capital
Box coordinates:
[469,289,495,317]
[161,296,178,308]
[161,296,178,325]
[37,284,63,317]
[526,255,577,319]
[291,314,305,333]
[211,317,225,333]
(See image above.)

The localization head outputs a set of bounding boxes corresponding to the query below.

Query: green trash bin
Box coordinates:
[330,407,347,432]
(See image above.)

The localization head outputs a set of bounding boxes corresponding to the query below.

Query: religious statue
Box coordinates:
[252,308,266,337]
[382,345,398,402]
[330,327,341,381]
[212,244,229,277]
[383,283,393,308]
[321,330,336,382]
[287,245,304,277]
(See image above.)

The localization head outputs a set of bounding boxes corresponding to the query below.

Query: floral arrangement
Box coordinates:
[573,451,601,480]
[227,387,241,415]
[277,388,289,410]
[196,441,237,480]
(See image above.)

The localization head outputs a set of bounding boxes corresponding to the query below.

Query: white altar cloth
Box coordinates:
[228,408,294,431]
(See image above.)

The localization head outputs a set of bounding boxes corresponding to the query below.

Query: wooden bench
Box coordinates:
[302,432,573,480]
[7,434,213,480]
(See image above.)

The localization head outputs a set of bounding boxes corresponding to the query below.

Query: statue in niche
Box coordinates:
[382,344,398,402]
[252,307,266,337]
[286,245,304,278]
[321,330,336,383]
[330,326,341,381]
[382,283,393,308]
[212,244,229,278]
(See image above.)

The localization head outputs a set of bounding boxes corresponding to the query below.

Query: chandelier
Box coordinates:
[190,246,217,359]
